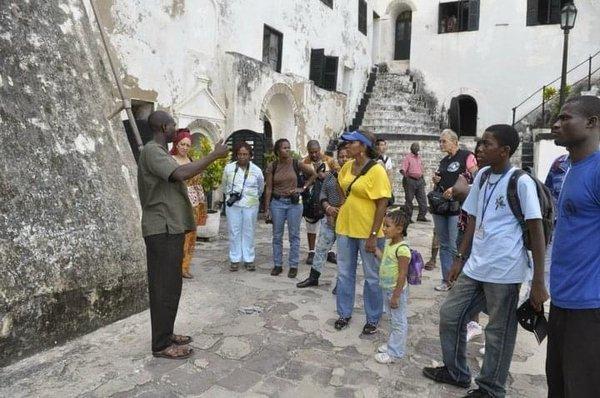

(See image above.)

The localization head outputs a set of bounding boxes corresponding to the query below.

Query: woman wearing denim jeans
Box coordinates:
[334,130,391,334]
[264,139,316,278]
[431,129,477,292]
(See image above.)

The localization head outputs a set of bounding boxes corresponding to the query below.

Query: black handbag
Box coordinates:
[427,188,460,215]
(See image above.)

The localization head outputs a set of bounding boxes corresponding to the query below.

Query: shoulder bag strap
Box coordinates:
[345,160,377,197]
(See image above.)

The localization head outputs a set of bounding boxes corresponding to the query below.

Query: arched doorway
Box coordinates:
[264,93,296,148]
[448,95,477,136]
[394,11,412,60]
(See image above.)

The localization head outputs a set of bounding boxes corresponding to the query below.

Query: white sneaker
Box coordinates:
[479,346,485,356]
[466,321,483,342]
[375,352,396,364]
[434,282,451,292]
[377,344,388,353]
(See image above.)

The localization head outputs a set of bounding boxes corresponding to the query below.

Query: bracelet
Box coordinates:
[325,205,331,213]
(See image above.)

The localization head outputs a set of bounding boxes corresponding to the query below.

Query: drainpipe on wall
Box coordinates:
[89,0,143,152]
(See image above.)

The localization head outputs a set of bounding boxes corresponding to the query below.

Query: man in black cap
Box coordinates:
[138,110,228,359]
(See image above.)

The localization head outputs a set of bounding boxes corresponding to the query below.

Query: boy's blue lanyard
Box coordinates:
[479,167,511,229]
[230,164,250,195]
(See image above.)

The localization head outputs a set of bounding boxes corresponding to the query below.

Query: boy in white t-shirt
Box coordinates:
[423,124,548,398]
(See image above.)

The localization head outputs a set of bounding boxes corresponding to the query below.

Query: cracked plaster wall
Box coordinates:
[100,0,382,152]
[378,0,600,136]
[0,0,147,366]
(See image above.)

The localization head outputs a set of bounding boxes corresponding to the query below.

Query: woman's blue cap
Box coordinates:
[340,130,373,148]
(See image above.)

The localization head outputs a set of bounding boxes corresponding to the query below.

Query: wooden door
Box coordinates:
[394,11,412,60]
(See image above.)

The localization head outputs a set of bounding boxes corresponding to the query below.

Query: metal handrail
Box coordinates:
[512,49,600,127]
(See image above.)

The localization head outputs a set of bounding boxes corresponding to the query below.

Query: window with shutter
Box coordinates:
[323,57,339,91]
[527,0,572,26]
[358,0,367,35]
[309,49,325,87]
[438,1,479,33]
[309,49,338,92]
[262,25,283,72]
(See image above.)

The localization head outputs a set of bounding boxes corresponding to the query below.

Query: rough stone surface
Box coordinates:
[0,220,548,397]
[0,1,146,366]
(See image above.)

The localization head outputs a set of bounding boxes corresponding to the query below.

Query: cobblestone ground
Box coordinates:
[0,218,548,397]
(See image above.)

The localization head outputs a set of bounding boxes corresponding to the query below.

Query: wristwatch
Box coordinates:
[371,231,377,237]
[455,252,466,261]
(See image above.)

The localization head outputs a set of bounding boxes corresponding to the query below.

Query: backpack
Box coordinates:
[303,163,327,223]
[479,168,555,250]
[396,244,424,285]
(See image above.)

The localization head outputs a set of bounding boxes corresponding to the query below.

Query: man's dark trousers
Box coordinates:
[403,176,427,220]
[144,233,185,352]
[546,304,600,397]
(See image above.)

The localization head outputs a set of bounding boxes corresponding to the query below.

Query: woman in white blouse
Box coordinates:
[221,142,264,271]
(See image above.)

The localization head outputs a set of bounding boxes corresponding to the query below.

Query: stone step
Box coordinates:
[361,126,439,135]
[363,109,432,118]
[362,116,437,126]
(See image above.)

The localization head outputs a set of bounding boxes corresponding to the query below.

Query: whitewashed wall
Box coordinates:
[98,0,388,152]
[377,0,600,136]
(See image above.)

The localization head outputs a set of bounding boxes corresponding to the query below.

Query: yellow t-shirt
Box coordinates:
[335,159,392,238]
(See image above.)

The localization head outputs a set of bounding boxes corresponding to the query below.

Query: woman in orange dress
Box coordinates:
[170,129,206,279]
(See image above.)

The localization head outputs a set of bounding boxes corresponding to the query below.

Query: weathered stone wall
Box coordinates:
[0,0,147,366]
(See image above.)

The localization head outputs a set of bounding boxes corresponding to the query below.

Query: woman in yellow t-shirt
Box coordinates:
[334,130,392,333]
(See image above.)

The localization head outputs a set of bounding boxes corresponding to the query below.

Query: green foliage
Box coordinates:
[543,86,557,102]
[188,136,230,192]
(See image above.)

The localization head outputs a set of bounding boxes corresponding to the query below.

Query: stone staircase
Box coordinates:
[360,72,440,136]
[352,70,443,203]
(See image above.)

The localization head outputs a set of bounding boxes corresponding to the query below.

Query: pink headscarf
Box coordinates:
[170,128,192,155]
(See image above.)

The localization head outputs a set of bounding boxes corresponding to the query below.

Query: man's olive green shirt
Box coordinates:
[137,140,195,237]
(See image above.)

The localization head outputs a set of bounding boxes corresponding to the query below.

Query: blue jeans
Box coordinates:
[439,274,520,398]
[336,234,384,324]
[226,204,259,263]
[312,221,336,273]
[383,287,409,359]
[270,198,303,268]
[432,214,459,283]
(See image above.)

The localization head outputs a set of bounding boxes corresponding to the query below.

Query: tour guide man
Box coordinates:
[138,110,228,359]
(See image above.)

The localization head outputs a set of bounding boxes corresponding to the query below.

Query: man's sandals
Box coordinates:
[152,335,194,359]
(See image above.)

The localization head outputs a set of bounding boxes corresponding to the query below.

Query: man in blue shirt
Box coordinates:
[547,95,600,397]
[423,124,547,398]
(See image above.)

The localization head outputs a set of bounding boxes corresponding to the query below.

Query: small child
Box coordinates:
[374,208,410,364]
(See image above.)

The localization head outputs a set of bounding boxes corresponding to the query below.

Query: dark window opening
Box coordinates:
[527,0,571,26]
[448,95,478,137]
[262,25,283,72]
[264,119,273,153]
[438,0,480,33]
[319,0,333,8]
[358,0,367,35]
[309,49,339,92]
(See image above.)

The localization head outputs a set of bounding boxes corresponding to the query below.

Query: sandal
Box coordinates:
[170,334,193,345]
[424,260,436,271]
[152,344,193,360]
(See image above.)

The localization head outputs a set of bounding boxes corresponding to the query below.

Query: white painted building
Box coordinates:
[97,0,599,175]
[97,0,387,158]
[373,0,600,137]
